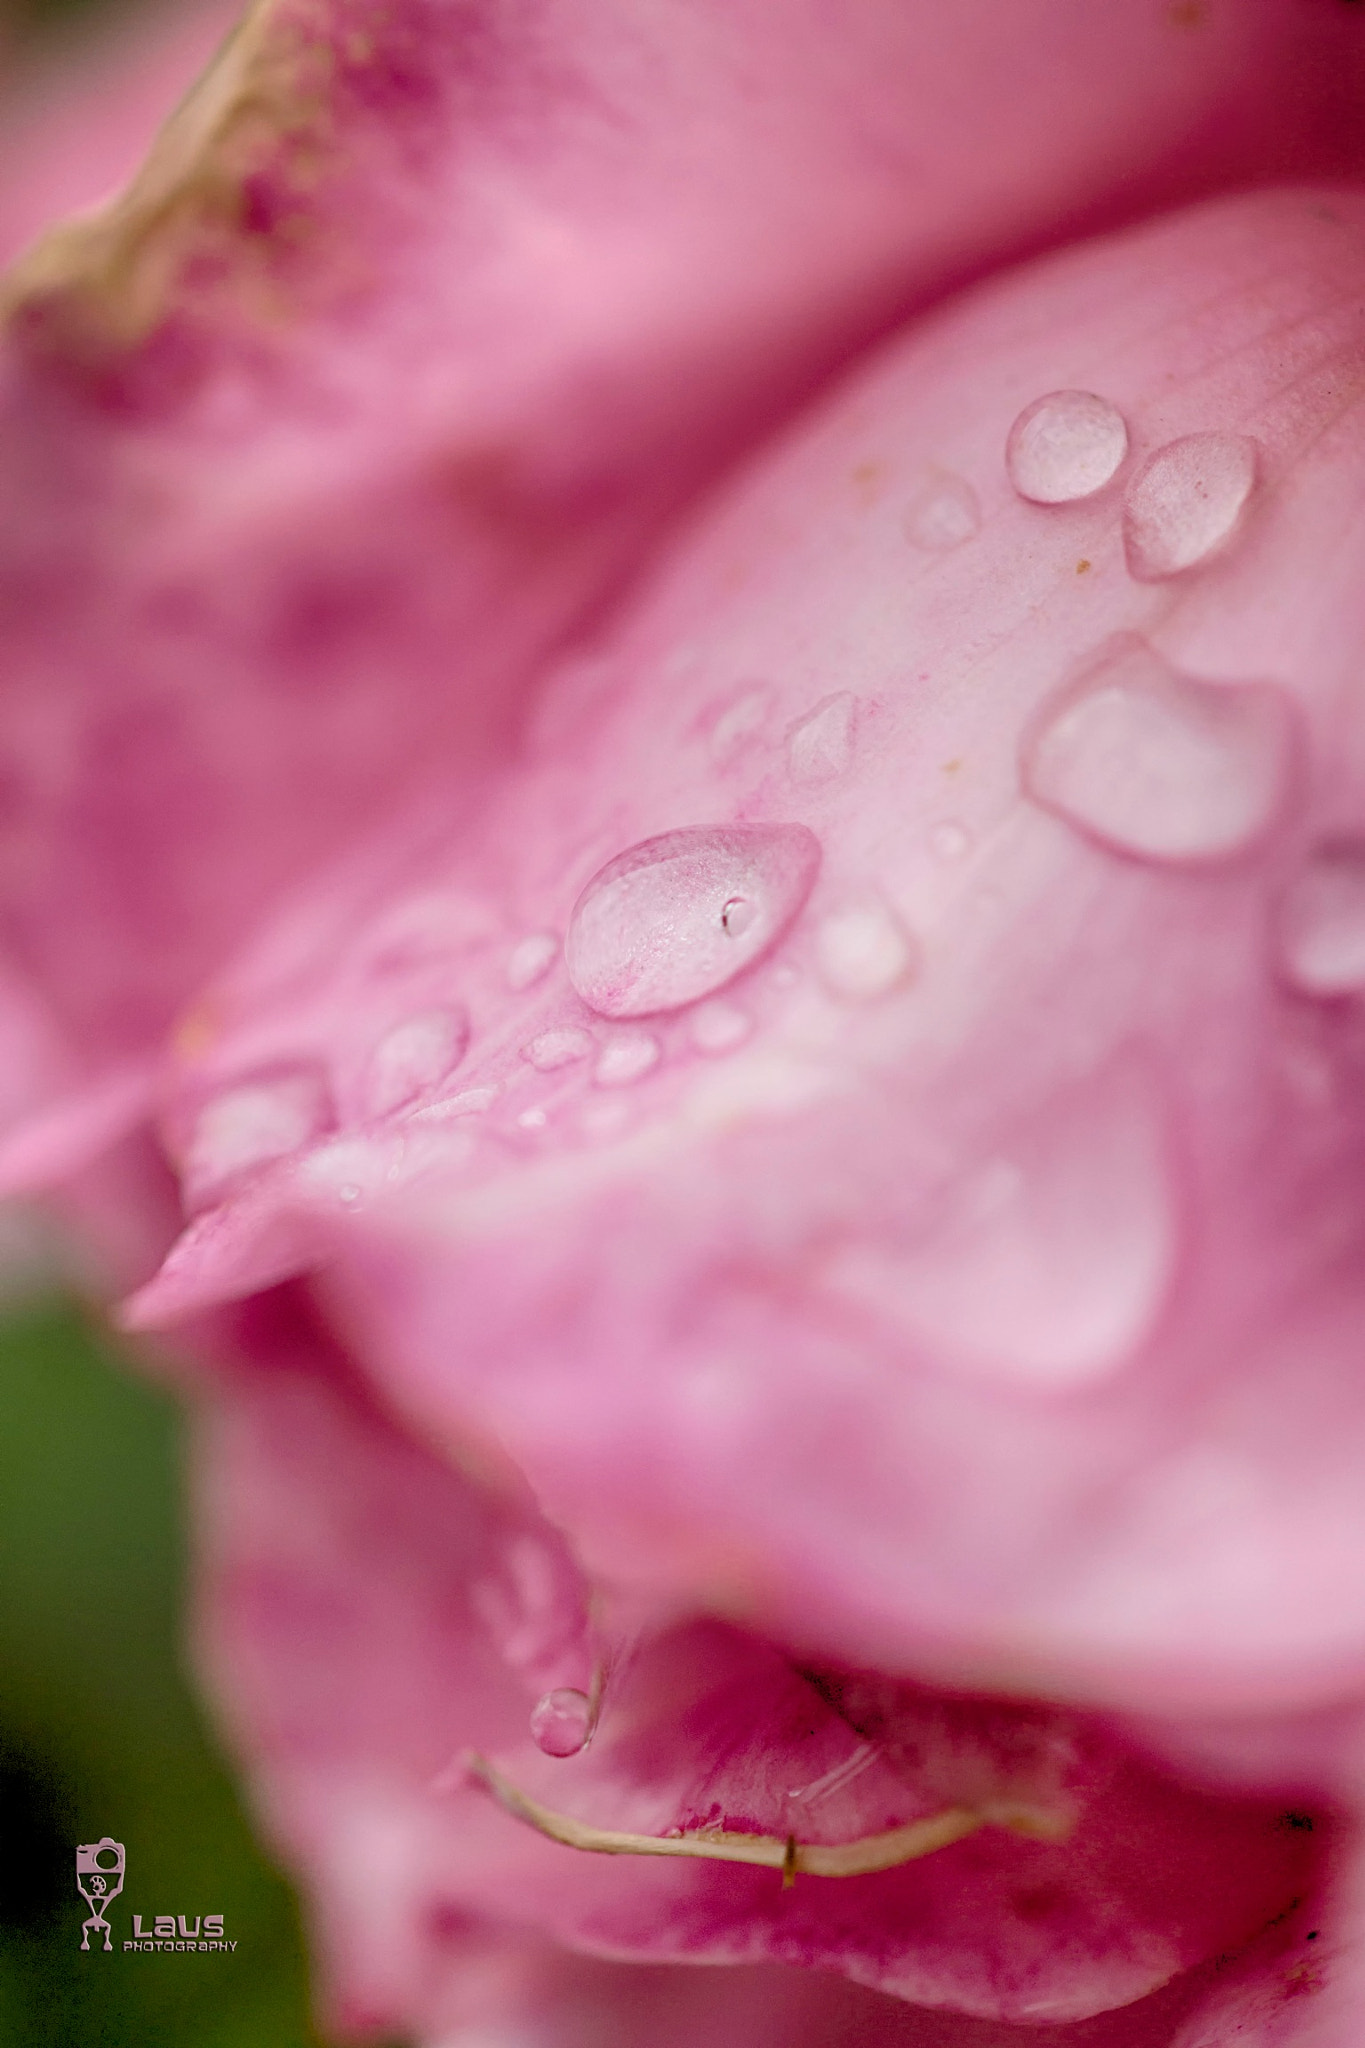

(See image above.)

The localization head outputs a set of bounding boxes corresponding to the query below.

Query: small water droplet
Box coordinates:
[708,683,773,765]
[1006,391,1128,504]
[517,1105,549,1129]
[787,694,856,786]
[816,898,918,1002]
[904,473,981,551]
[594,1031,661,1087]
[362,1006,469,1117]
[566,824,820,1018]
[522,1027,593,1072]
[930,820,972,862]
[506,932,559,991]
[180,1067,332,1209]
[1023,636,1291,862]
[721,894,757,937]
[1277,844,1365,995]
[690,1000,752,1053]
[828,1064,1174,1388]
[1123,432,1257,580]
[339,1182,362,1205]
[530,1687,594,1757]
[409,1085,496,1122]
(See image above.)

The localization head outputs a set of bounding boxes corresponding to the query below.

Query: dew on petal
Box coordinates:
[787,693,856,786]
[816,897,918,1001]
[1022,637,1292,862]
[1277,844,1365,995]
[593,1031,661,1087]
[1005,391,1128,505]
[517,1106,549,1129]
[930,820,972,862]
[530,1687,595,1758]
[566,824,820,1018]
[904,473,981,551]
[690,1000,752,1053]
[362,1006,469,1117]
[522,1027,593,1072]
[828,1064,1175,1389]
[181,1067,332,1209]
[1123,432,1257,580]
[707,683,773,765]
[408,1085,496,1122]
[506,931,559,991]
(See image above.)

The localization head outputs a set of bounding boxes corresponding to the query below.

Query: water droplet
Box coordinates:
[1277,844,1365,995]
[708,683,773,766]
[1006,391,1128,504]
[930,820,972,862]
[594,1031,661,1087]
[1023,636,1291,862]
[409,1085,497,1122]
[828,1064,1174,1388]
[1123,432,1257,580]
[904,473,981,551]
[721,894,757,937]
[522,1027,593,1072]
[690,1000,752,1053]
[816,898,918,1001]
[180,1067,332,1209]
[362,1006,469,1117]
[566,823,820,1019]
[787,694,856,786]
[517,1106,549,1129]
[531,1687,595,1757]
[506,932,559,991]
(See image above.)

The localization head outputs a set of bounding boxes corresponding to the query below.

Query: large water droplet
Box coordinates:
[904,473,980,551]
[530,1687,595,1758]
[787,694,856,785]
[828,1064,1174,1389]
[816,897,918,1002]
[1006,391,1128,505]
[566,824,820,1019]
[181,1067,332,1210]
[1277,844,1365,995]
[1023,637,1291,862]
[522,1027,593,1072]
[1123,432,1257,580]
[362,1006,469,1117]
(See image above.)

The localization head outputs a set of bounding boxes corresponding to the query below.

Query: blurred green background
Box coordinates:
[0,1296,326,2048]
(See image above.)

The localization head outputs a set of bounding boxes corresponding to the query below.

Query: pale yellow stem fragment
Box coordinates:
[465,1753,1071,1884]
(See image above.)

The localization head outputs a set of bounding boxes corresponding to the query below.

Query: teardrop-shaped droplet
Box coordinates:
[180,1066,332,1210]
[816,897,918,1002]
[1123,432,1257,580]
[828,1064,1174,1389]
[566,824,820,1019]
[1277,844,1365,995]
[787,694,856,785]
[1006,391,1128,504]
[904,473,980,551]
[530,1687,595,1758]
[362,1006,469,1117]
[1023,637,1291,862]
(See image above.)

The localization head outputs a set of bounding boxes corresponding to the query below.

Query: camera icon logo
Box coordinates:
[75,1838,125,1951]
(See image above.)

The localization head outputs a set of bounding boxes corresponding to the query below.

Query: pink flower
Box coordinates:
[6,0,1365,2040]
